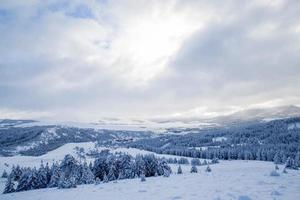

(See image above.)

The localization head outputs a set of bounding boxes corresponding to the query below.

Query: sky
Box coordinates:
[0,0,300,122]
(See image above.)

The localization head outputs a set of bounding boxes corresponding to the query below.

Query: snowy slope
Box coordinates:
[1,160,299,200]
[0,142,194,174]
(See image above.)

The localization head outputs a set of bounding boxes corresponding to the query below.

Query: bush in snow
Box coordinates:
[270,170,280,177]
[275,165,279,170]
[3,177,15,194]
[191,158,201,166]
[177,165,182,174]
[1,170,8,178]
[190,165,198,173]
[206,165,212,172]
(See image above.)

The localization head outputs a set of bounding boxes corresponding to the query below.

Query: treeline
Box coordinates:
[129,118,300,169]
[2,151,172,194]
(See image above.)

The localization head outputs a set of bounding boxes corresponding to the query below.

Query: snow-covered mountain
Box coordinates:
[211,105,300,125]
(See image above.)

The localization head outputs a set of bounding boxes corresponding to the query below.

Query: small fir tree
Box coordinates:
[190,165,198,173]
[3,177,15,194]
[177,165,182,174]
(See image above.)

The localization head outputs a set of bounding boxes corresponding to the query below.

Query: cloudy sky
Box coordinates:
[0,0,300,122]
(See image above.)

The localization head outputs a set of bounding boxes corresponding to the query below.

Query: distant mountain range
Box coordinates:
[210,105,300,125]
[1,105,300,131]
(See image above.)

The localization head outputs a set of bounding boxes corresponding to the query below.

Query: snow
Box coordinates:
[0,142,193,173]
[0,143,300,199]
[13,119,215,134]
[1,161,299,200]
[212,136,227,142]
[287,122,300,130]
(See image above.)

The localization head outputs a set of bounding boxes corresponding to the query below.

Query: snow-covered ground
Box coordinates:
[0,142,300,200]
[0,142,195,173]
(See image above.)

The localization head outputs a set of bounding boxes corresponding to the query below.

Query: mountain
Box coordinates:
[212,105,300,125]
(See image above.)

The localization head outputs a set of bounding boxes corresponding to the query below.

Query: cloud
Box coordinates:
[0,0,300,121]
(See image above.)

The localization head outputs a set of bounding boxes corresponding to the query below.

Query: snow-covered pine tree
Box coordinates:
[190,165,198,173]
[206,165,211,172]
[48,163,61,188]
[10,165,22,181]
[3,176,15,194]
[80,162,95,184]
[107,166,116,181]
[89,162,93,172]
[283,167,288,173]
[37,162,48,188]
[212,157,219,164]
[119,154,133,179]
[16,169,31,192]
[1,170,8,178]
[191,158,201,166]
[45,163,52,184]
[177,165,182,174]
[295,152,300,167]
[95,177,101,185]
[29,168,39,190]
[58,173,76,189]
[103,172,109,183]
[285,157,298,170]
[163,168,170,177]
[273,153,281,164]
[140,173,146,182]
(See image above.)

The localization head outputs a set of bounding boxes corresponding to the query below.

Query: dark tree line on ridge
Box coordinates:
[129,117,300,169]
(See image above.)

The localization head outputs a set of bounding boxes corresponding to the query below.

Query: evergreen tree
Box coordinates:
[273,153,281,164]
[1,170,8,178]
[191,158,201,166]
[3,177,15,194]
[37,163,48,188]
[80,162,95,184]
[10,165,22,181]
[95,177,101,185]
[190,165,198,173]
[107,166,116,181]
[103,172,108,183]
[295,152,300,167]
[206,165,211,172]
[16,170,31,192]
[140,173,146,182]
[48,163,61,188]
[177,165,182,174]
[283,167,288,174]
[275,164,279,170]
[58,174,76,189]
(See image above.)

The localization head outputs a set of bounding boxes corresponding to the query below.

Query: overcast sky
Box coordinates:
[0,0,300,122]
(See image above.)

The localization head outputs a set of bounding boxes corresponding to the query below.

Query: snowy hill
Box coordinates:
[0,143,300,200]
[1,160,299,200]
